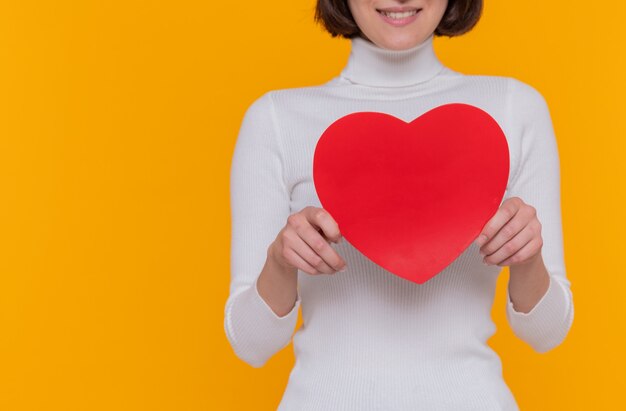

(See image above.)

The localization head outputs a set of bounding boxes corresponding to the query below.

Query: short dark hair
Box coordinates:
[314,0,483,39]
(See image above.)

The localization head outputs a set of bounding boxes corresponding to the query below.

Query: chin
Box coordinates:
[373,33,425,51]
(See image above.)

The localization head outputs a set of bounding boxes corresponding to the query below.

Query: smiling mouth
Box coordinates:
[376,8,421,19]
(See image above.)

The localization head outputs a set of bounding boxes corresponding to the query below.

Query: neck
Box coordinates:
[339,34,445,88]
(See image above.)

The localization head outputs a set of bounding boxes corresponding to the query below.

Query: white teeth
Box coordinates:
[379,10,418,19]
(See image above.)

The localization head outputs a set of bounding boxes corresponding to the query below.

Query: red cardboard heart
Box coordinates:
[312,103,509,284]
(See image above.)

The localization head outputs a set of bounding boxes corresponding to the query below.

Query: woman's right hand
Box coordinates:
[269,206,347,275]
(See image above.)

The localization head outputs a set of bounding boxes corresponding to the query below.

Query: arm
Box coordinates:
[502,78,575,353]
[224,91,301,368]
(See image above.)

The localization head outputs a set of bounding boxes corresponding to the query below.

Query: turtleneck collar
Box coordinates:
[339,34,445,88]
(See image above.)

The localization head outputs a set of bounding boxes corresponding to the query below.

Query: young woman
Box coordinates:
[225,1,574,409]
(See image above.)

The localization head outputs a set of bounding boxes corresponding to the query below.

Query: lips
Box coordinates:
[376,7,421,19]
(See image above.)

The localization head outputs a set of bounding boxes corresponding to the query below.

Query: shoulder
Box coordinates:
[240,91,274,120]
[440,71,512,104]
[456,73,545,100]
[449,71,548,106]
[236,91,283,141]
[505,77,551,116]
[242,83,330,115]
[454,72,511,87]
[269,83,333,107]
[503,78,556,150]
[455,74,552,125]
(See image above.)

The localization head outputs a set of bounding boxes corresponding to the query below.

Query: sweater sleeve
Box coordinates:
[224,91,301,368]
[503,78,575,353]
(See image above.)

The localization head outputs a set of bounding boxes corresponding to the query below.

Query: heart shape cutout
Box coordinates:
[313,103,510,284]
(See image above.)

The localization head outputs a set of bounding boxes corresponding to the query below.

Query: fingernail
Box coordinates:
[476,234,488,246]
[339,266,347,272]
[479,251,485,257]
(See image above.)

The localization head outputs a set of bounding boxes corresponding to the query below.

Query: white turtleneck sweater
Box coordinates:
[224,34,574,410]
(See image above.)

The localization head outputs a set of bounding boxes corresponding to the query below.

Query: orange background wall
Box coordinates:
[1,1,624,410]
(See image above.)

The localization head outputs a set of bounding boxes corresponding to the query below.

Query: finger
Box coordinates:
[300,208,346,270]
[479,208,529,257]
[298,223,346,273]
[303,206,342,244]
[286,212,346,273]
[289,230,338,275]
[497,236,542,267]
[476,197,522,248]
[483,223,534,266]
[282,245,319,276]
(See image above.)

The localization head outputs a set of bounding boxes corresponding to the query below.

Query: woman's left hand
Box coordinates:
[474,197,543,267]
